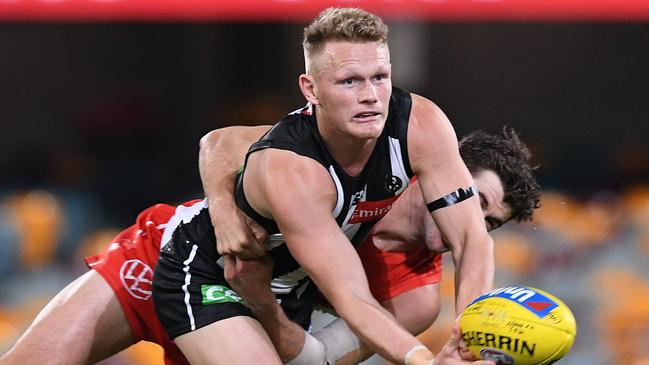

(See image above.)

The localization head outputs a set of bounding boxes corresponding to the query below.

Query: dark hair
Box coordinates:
[303,7,389,58]
[459,127,541,222]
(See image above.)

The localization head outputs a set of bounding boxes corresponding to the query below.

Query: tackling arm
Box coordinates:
[223,254,311,364]
[198,125,272,258]
[407,94,495,314]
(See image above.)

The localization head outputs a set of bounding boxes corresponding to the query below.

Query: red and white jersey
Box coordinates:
[358,235,442,302]
[85,201,201,365]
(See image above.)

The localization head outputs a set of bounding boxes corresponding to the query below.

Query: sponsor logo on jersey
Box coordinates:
[119,259,153,300]
[471,287,559,319]
[384,174,403,193]
[348,195,399,224]
[201,284,242,305]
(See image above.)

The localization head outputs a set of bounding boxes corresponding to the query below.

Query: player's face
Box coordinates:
[474,169,511,232]
[310,41,392,140]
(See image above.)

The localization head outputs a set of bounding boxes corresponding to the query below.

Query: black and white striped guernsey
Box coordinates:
[158,87,415,306]
[234,86,415,296]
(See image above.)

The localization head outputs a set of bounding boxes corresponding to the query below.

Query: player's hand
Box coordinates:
[433,325,495,365]
[457,332,476,362]
[223,254,275,310]
[209,201,268,259]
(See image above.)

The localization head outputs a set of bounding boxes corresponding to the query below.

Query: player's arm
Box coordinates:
[226,252,366,365]
[407,94,495,314]
[227,250,489,365]
[243,149,434,365]
[222,254,311,363]
[198,125,272,258]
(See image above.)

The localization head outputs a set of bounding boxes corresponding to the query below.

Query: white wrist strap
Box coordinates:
[404,345,429,365]
[286,330,327,365]
[313,319,361,365]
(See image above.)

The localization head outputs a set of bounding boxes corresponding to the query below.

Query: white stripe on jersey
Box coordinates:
[271,267,308,295]
[295,280,310,299]
[267,233,285,250]
[328,165,345,219]
[339,187,366,240]
[388,136,409,195]
[182,244,199,331]
[160,199,207,251]
[288,103,313,116]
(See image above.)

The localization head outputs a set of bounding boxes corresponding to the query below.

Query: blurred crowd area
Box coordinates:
[1,184,649,364]
[1,21,649,365]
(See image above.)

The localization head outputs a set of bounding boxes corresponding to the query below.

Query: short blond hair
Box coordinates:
[303,7,389,61]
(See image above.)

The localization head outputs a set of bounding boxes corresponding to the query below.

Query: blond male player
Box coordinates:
[153,7,497,365]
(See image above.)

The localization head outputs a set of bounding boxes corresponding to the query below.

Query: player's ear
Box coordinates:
[299,73,319,105]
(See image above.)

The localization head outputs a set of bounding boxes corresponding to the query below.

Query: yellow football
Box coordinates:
[459,286,576,365]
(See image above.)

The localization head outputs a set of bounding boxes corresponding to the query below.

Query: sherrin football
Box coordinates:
[459,286,576,365]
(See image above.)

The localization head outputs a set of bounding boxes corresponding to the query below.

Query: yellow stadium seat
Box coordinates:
[8,191,62,268]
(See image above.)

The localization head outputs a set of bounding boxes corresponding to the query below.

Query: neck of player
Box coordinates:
[317,121,378,177]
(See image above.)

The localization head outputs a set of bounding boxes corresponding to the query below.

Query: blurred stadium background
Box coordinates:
[1,1,649,364]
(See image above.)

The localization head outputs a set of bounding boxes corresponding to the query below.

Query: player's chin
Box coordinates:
[348,120,385,139]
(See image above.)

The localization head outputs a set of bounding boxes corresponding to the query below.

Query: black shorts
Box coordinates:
[153,223,314,340]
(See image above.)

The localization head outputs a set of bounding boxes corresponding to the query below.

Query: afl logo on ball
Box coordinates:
[384,174,402,193]
[120,259,153,300]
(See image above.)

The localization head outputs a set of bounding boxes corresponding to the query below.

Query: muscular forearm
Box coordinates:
[198,126,269,206]
[245,297,306,363]
[223,254,308,363]
[199,126,272,257]
[453,233,494,314]
[333,295,433,365]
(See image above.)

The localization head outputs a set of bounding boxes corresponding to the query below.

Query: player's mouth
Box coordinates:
[352,111,382,123]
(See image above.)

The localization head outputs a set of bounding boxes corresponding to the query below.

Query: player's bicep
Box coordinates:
[407,95,484,245]
[417,149,483,247]
[407,95,474,198]
[260,159,372,307]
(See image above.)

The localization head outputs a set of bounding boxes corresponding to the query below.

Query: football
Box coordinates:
[459,286,576,365]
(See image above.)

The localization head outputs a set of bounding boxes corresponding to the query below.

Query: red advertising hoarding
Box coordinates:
[1,0,649,22]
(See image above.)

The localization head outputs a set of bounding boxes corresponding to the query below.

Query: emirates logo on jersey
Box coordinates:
[119,259,153,300]
[348,195,399,224]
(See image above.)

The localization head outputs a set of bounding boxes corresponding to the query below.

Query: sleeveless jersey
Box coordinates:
[234,86,415,297]
[155,89,416,336]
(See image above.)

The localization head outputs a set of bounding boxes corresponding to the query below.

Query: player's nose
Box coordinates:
[357,81,378,103]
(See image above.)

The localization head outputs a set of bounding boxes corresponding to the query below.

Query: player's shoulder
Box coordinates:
[251,148,331,187]
[272,103,314,130]
[407,93,454,136]
[249,149,337,212]
[409,93,446,122]
[255,107,319,152]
